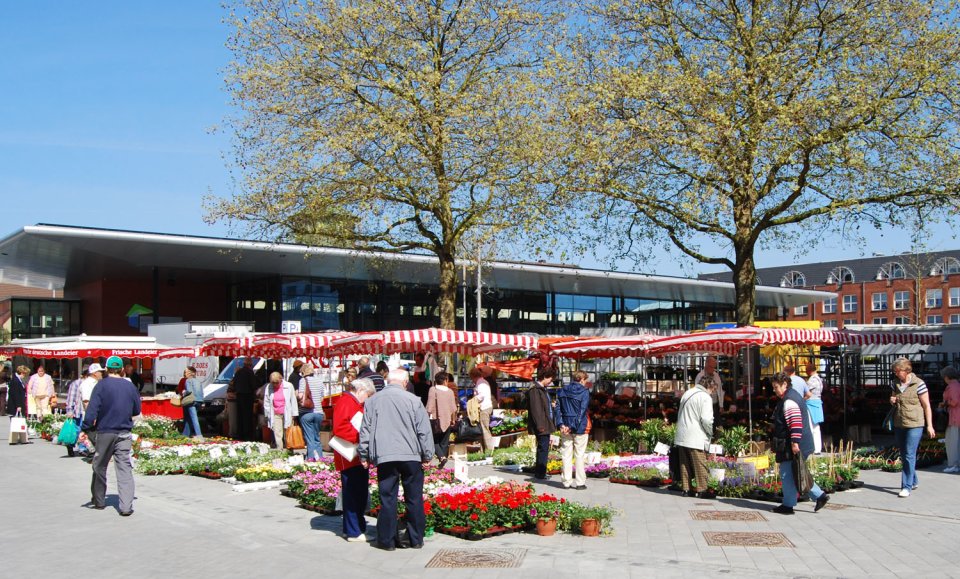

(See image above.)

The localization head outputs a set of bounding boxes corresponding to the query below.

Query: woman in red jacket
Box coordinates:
[333,377,377,541]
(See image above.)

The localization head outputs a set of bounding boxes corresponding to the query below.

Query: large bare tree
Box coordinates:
[559,0,960,325]
[210,0,560,329]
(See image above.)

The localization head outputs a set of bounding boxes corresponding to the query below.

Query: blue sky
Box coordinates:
[0,2,943,279]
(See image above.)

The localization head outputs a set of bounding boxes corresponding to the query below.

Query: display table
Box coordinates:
[140,397,183,420]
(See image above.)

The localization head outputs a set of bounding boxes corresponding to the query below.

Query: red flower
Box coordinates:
[470,513,479,521]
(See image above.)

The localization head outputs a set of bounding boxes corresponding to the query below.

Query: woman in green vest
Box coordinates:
[890,358,936,498]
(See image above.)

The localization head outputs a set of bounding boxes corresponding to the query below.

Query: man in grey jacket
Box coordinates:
[359,368,433,551]
[674,380,716,499]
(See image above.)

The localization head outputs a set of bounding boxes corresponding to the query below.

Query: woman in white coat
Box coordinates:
[263,372,298,449]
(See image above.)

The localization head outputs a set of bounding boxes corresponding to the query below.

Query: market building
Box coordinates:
[699,251,960,329]
[0,224,834,340]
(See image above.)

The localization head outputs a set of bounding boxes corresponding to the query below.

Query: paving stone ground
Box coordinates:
[3,420,959,579]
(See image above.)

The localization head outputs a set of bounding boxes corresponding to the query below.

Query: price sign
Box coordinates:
[209,447,224,459]
[227,446,238,458]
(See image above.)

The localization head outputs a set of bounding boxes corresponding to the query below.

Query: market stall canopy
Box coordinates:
[379,328,539,356]
[545,326,942,359]
[1,335,183,359]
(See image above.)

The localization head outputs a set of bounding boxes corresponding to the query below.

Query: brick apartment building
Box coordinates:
[699,251,960,328]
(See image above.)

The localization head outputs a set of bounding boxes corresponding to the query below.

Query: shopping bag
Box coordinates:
[58,419,79,446]
[881,407,895,432]
[792,450,814,495]
[9,410,28,444]
[284,424,306,450]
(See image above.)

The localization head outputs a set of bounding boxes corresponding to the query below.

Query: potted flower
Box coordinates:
[529,496,563,536]
[567,504,616,537]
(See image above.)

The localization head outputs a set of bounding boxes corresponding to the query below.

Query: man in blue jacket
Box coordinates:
[554,370,591,490]
[82,356,141,516]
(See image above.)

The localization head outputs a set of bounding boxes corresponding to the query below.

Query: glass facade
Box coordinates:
[228,275,772,334]
[5,299,82,340]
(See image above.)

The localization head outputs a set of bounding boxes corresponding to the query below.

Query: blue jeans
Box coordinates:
[895,426,923,490]
[182,405,202,437]
[780,458,824,508]
[376,461,425,548]
[300,412,324,460]
[340,464,369,538]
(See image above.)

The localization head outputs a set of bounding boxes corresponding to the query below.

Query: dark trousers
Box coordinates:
[340,465,369,538]
[236,395,256,441]
[433,428,452,460]
[376,461,425,548]
[534,433,551,478]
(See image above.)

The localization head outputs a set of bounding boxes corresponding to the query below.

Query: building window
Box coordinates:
[950,287,960,307]
[822,297,837,314]
[931,257,960,277]
[871,293,887,311]
[780,271,807,288]
[927,314,944,324]
[843,318,857,326]
[826,266,855,285]
[894,316,911,325]
[842,295,857,313]
[793,305,808,316]
[877,261,907,280]
[951,314,960,325]
[926,288,943,309]
[822,319,838,328]
[872,317,888,324]
[894,291,910,310]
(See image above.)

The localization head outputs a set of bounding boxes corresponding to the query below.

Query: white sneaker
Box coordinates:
[345,535,367,542]
[944,466,959,473]
[898,488,911,498]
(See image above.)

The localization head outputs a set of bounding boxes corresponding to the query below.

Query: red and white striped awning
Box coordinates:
[156,347,201,359]
[249,332,355,358]
[641,328,766,358]
[380,328,539,356]
[760,328,841,346]
[839,330,941,346]
[543,334,662,358]
[199,336,257,357]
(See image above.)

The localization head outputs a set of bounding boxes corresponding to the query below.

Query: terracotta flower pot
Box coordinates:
[535,518,557,536]
[580,518,600,537]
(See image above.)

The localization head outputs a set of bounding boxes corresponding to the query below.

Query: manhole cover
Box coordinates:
[703,532,794,548]
[425,548,527,568]
[824,503,848,510]
[690,510,767,521]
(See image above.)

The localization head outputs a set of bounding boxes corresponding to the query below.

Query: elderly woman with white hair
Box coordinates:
[333,377,377,542]
[939,366,960,473]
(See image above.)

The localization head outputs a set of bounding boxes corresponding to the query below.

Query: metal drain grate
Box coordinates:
[425,548,527,568]
[703,532,794,548]
[690,510,767,521]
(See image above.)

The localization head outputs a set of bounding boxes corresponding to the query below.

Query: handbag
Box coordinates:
[301,382,315,411]
[430,418,442,434]
[882,407,895,432]
[285,424,306,449]
[792,450,814,495]
[58,418,79,446]
[180,392,196,406]
[454,418,483,442]
[934,408,949,432]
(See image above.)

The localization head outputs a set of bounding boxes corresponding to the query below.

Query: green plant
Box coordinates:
[566,503,617,533]
[599,440,618,456]
[715,426,750,457]
[615,425,644,454]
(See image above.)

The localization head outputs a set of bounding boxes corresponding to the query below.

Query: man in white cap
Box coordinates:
[80,363,104,410]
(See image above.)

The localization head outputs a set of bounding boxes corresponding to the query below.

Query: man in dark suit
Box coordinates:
[6,365,28,418]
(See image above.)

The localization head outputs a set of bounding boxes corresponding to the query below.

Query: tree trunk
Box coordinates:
[438,251,458,330]
[733,247,757,327]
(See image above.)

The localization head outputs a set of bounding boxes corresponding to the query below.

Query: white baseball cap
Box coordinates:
[88,363,105,374]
